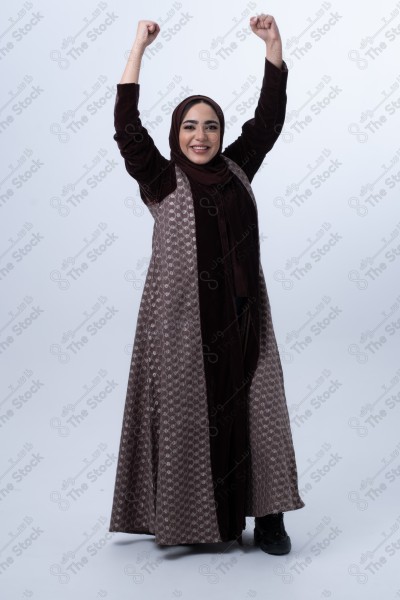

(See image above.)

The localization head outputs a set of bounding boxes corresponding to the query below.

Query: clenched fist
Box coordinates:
[133,20,160,51]
[250,14,281,46]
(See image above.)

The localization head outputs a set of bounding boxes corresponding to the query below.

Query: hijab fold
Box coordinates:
[169,94,232,186]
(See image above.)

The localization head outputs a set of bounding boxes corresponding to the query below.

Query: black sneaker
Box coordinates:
[254,512,292,555]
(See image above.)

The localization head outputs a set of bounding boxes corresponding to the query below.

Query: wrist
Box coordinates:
[265,40,282,68]
[265,40,282,57]
[131,42,145,57]
[266,38,281,48]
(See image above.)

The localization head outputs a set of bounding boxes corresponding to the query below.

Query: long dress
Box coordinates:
[109,57,305,545]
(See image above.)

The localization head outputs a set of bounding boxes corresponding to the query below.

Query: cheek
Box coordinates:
[178,132,187,151]
[212,132,220,144]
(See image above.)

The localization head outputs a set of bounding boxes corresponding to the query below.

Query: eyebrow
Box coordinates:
[181,119,219,125]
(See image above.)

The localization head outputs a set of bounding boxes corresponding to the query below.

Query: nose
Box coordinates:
[194,127,207,141]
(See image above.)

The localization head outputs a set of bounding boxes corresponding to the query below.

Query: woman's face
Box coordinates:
[178,102,221,164]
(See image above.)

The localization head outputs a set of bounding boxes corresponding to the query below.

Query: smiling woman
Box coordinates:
[178,102,221,164]
[109,15,305,554]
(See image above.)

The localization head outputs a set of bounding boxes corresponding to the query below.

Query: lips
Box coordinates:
[190,145,209,153]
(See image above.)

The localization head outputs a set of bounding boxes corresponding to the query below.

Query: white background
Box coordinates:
[1,0,400,598]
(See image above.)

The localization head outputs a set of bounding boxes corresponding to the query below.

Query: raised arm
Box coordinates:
[114,20,175,203]
[222,14,288,183]
[250,13,283,70]
[119,20,160,84]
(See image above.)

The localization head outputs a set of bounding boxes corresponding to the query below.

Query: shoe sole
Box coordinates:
[254,527,292,555]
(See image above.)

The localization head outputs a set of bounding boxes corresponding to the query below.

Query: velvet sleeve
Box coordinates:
[222,58,288,183]
[113,83,176,203]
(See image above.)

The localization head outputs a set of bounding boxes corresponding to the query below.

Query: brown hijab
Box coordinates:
[169,94,232,186]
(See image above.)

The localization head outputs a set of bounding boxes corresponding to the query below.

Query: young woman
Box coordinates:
[109,14,305,554]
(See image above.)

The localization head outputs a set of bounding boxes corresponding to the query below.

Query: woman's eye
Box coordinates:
[183,125,194,130]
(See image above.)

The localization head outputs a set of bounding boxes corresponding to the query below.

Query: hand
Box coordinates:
[249,14,281,46]
[133,20,160,51]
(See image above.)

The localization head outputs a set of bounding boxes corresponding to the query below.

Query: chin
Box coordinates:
[185,151,217,165]
[189,156,213,164]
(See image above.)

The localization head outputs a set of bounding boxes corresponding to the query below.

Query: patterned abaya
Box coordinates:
[109,57,305,546]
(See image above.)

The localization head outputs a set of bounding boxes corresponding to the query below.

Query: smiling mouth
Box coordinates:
[190,146,210,153]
